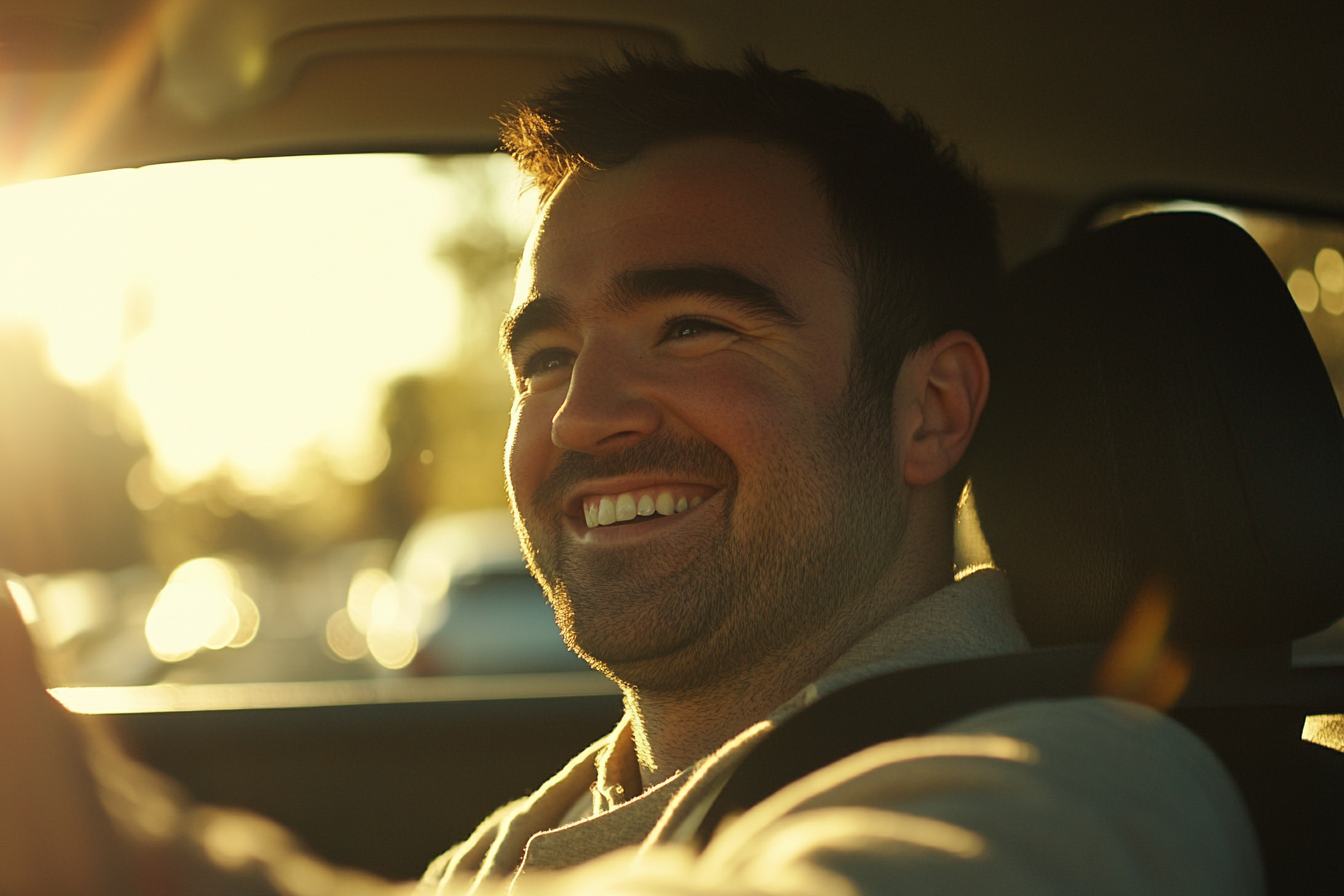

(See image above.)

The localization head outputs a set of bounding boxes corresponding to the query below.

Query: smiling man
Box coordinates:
[0,55,1261,896]
[502,80,997,767]
[503,136,974,778]
[415,57,1261,896]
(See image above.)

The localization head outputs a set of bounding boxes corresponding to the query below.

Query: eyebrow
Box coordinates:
[501,265,801,359]
[606,266,801,326]
[500,292,575,359]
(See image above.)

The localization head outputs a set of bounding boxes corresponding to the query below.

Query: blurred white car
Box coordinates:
[393,508,586,674]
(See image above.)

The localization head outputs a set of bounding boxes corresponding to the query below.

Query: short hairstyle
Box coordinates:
[498,53,1001,410]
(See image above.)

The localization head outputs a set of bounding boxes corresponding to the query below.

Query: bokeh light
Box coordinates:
[145,557,259,662]
[1316,248,1344,293]
[324,609,367,662]
[1288,268,1320,313]
[327,567,421,669]
[1316,248,1344,315]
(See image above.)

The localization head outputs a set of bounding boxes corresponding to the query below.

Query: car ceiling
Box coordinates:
[1,1,1340,218]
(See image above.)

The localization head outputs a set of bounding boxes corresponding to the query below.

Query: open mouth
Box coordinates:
[580,488,712,529]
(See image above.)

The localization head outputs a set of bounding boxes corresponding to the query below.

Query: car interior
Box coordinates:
[2,2,1343,891]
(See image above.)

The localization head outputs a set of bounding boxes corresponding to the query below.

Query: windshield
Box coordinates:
[0,153,615,706]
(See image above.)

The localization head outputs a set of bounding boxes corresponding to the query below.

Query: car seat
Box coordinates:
[697,212,1344,895]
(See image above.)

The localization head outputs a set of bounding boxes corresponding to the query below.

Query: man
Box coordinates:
[414,56,1260,894]
[0,56,1259,896]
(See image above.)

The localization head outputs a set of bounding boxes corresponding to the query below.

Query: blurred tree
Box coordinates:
[409,154,531,523]
[426,153,534,368]
[140,155,533,570]
[0,330,145,574]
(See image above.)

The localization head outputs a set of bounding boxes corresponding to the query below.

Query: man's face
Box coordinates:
[504,138,908,692]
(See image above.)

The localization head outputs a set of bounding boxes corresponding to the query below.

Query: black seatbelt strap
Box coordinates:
[693,644,1106,847]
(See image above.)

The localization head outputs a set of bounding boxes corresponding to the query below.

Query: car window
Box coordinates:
[9,181,1344,708]
[0,153,608,710]
[1093,200,1344,411]
[1093,199,1344,666]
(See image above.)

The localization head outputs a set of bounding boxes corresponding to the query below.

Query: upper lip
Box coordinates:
[560,476,720,518]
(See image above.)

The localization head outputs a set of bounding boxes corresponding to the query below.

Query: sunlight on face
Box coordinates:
[0,153,532,494]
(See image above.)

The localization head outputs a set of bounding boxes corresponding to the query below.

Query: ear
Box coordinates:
[896,331,990,488]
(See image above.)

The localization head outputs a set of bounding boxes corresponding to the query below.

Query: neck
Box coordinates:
[624,491,955,789]
[624,636,841,788]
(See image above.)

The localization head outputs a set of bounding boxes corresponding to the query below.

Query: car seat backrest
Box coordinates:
[969,211,1344,649]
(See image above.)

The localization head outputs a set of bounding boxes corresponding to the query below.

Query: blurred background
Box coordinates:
[3,157,1343,697]
[0,151,590,695]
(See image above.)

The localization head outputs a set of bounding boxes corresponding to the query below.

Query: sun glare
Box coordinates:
[0,153,531,495]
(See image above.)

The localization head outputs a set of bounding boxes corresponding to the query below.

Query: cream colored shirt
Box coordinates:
[418,569,1264,896]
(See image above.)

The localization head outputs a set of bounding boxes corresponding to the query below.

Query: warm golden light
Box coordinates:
[1288,268,1321,313]
[1095,580,1190,711]
[1322,290,1344,317]
[49,672,618,714]
[17,0,163,183]
[145,581,227,662]
[36,574,113,646]
[345,568,389,635]
[1316,248,1344,315]
[1316,248,1344,293]
[337,567,423,669]
[4,576,38,625]
[368,627,418,671]
[144,557,259,662]
[1302,715,1344,753]
[0,153,534,498]
[324,609,367,662]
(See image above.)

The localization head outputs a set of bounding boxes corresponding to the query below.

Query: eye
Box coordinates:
[662,317,732,342]
[519,348,573,386]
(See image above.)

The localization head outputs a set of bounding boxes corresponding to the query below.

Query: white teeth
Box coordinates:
[585,491,707,528]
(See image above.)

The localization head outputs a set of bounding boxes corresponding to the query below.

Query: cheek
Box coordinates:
[661,360,823,465]
[505,396,558,507]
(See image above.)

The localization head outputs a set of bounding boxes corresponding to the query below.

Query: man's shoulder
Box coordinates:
[696,697,1263,895]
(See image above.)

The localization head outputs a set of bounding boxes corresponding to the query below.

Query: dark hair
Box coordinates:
[500,54,999,509]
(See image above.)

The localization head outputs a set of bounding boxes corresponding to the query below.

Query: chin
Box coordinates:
[555,585,723,687]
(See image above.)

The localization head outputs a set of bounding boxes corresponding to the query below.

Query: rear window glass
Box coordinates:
[0,153,610,709]
[1093,200,1344,412]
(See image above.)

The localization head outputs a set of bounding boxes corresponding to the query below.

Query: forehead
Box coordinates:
[513,137,846,321]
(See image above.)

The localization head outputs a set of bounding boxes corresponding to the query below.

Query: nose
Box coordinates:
[551,344,661,453]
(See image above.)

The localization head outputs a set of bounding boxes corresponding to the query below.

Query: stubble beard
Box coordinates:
[516,386,907,695]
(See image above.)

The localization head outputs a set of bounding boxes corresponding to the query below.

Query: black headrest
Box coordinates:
[969,212,1344,649]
